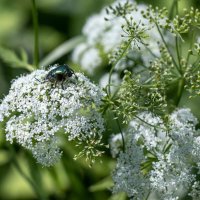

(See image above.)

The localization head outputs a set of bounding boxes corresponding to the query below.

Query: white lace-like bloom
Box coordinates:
[72,44,102,75]
[80,47,102,74]
[112,142,150,200]
[109,133,123,158]
[71,43,88,64]
[111,108,200,199]
[31,137,62,167]
[0,68,105,166]
[82,12,109,45]
[72,0,164,74]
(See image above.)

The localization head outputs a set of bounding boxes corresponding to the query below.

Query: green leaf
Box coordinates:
[20,48,29,63]
[108,192,127,200]
[0,150,11,165]
[40,35,85,67]
[89,176,114,192]
[0,47,34,71]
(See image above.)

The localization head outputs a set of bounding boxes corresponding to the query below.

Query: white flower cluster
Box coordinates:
[111,109,200,199]
[72,0,161,75]
[0,68,105,166]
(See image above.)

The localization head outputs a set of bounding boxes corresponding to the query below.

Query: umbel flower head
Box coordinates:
[72,0,163,75]
[0,65,105,166]
[111,109,200,199]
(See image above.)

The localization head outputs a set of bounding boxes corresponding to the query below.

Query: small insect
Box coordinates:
[36,64,77,89]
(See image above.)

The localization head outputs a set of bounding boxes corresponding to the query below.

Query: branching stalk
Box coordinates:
[108,39,132,95]
[175,78,184,106]
[155,22,180,74]
[114,114,125,153]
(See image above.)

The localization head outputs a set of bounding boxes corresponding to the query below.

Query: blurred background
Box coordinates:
[0,0,199,199]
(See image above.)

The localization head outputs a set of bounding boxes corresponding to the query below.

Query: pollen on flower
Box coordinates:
[0,67,105,166]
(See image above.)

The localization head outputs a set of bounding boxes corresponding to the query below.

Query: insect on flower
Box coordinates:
[36,64,77,89]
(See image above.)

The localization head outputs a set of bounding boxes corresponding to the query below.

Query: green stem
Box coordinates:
[186,31,195,66]
[108,14,133,95]
[175,36,181,72]
[175,0,179,15]
[114,114,125,153]
[9,146,46,200]
[108,39,132,95]
[145,46,159,59]
[169,0,177,19]
[135,115,166,131]
[192,57,200,72]
[145,190,151,200]
[155,22,180,74]
[175,0,182,73]
[175,78,184,106]
[31,0,39,69]
[26,64,36,72]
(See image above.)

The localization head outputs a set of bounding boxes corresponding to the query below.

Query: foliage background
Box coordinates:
[0,0,199,199]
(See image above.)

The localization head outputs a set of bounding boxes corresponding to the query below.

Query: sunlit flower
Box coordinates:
[111,108,200,199]
[72,0,164,75]
[0,67,105,166]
